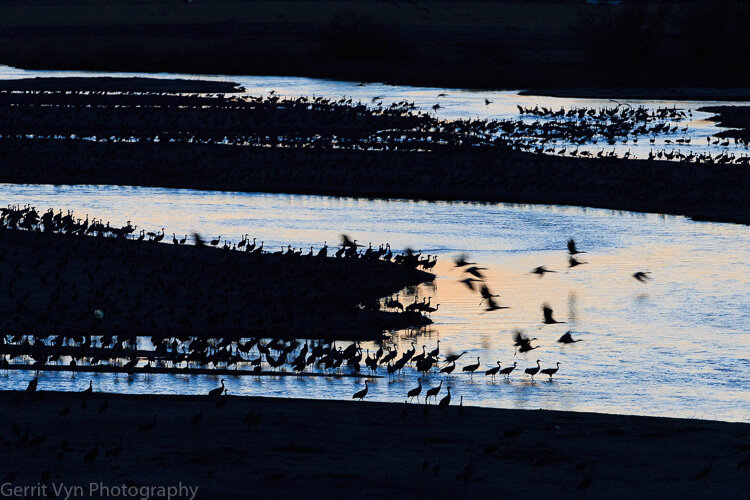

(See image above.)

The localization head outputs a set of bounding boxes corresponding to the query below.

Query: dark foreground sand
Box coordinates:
[0,391,747,499]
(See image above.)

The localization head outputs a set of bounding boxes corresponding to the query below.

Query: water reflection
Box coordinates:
[0,184,747,422]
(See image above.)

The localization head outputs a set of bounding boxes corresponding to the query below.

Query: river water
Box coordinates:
[0,184,747,422]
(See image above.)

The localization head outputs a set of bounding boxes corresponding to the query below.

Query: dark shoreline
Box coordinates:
[0,222,433,341]
[2,139,747,225]
[698,105,750,140]
[0,390,747,499]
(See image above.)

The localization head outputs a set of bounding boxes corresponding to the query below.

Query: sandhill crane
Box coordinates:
[23,371,40,396]
[464,266,487,279]
[407,378,422,403]
[81,380,93,398]
[384,294,404,311]
[462,357,480,377]
[460,277,482,291]
[425,380,442,403]
[352,381,368,401]
[531,265,556,277]
[443,352,466,364]
[569,256,587,267]
[209,379,225,398]
[438,387,451,409]
[440,361,456,375]
[558,331,582,344]
[499,362,517,378]
[210,235,221,246]
[479,284,499,305]
[485,361,501,379]
[567,239,585,255]
[485,296,509,311]
[453,254,476,267]
[633,271,652,282]
[428,340,440,358]
[513,329,537,353]
[541,362,561,379]
[542,304,565,324]
[525,360,541,380]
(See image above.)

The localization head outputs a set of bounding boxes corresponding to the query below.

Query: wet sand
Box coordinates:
[0,225,432,341]
[0,390,747,499]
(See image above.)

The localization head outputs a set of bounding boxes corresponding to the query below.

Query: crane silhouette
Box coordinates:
[462,357,480,377]
[352,381,369,401]
[525,360,541,380]
[541,362,561,379]
[542,304,566,324]
[407,378,422,403]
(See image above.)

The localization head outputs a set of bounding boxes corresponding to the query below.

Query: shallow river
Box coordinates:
[0,64,747,160]
[0,184,747,422]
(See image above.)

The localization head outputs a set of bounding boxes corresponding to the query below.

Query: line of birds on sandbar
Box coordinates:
[0,205,438,272]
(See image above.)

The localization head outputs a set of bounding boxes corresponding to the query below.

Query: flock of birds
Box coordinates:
[3,87,749,164]
[0,205,435,271]
[0,202,658,414]
[507,104,750,165]
[346,237,653,403]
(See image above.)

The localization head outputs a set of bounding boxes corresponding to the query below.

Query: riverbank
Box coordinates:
[0,221,433,341]
[2,139,747,225]
[699,105,750,140]
[0,390,747,499]
[2,0,750,98]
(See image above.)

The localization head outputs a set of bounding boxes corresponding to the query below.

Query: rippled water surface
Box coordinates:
[0,184,747,422]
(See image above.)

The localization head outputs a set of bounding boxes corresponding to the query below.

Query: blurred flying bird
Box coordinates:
[542,304,565,324]
[453,254,476,267]
[567,238,585,255]
[633,271,652,282]
[464,266,487,279]
[460,277,482,291]
[569,256,587,268]
[558,331,582,344]
[531,265,556,277]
